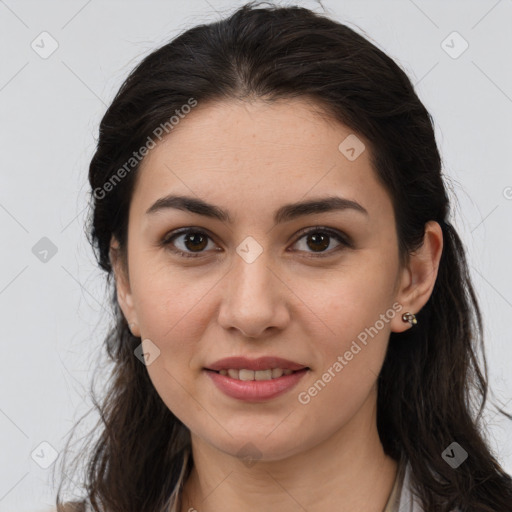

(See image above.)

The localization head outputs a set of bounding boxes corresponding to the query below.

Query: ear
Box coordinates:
[109,236,141,337]
[390,221,443,333]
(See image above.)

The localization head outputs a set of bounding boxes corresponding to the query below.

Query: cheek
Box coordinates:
[298,265,396,387]
[133,268,211,421]
[302,261,396,334]
[295,291,392,426]
[130,252,213,339]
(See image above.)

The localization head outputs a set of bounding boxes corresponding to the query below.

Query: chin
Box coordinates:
[207,432,312,463]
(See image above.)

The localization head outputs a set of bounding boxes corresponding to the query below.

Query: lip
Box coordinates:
[205,356,308,372]
[204,367,309,402]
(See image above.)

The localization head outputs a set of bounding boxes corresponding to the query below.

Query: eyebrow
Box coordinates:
[145,194,368,224]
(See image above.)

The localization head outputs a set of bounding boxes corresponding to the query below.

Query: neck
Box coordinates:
[180,388,398,512]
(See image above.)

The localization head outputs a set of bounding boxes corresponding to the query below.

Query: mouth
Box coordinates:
[203,366,310,402]
[203,356,310,400]
[204,367,310,381]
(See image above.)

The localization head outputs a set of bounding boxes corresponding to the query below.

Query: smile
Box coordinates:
[204,368,309,402]
[214,368,296,380]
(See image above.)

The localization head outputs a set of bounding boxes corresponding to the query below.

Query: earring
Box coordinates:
[402,312,417,326]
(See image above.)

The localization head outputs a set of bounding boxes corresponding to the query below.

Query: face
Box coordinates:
[112,98,417,461]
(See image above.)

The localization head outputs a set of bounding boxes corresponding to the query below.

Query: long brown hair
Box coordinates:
[55,2,512,511]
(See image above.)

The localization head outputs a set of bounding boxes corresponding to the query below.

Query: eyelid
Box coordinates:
[161,225,353,258]
[161,226,219,259]
[291,226,354,250]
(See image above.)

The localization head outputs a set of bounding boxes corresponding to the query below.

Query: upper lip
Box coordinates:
[205,356,308,372]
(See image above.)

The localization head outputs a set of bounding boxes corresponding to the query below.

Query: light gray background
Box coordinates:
[1,1,511,510]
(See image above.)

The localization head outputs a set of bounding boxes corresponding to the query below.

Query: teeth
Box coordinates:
[271,368,283,379]
[217,368,300,381]
[254,369,272,381]
[240,369,255,381]
[227,369,239,379]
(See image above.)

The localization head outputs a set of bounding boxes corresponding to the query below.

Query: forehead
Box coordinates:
[131,98,392,225]
[140,98,362,168]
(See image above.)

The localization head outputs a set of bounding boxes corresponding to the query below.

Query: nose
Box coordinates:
[217,250,290,339]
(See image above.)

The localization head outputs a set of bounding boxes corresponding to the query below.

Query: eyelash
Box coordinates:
[160,226,353,259]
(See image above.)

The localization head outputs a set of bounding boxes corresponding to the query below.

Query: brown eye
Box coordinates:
[305,232,330,252]
[292,227,351,256]
[162,226,352,259]
[182,232,208,252]
[162,228,217,258]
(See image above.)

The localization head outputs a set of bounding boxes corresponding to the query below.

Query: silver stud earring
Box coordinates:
[402,312,417,326]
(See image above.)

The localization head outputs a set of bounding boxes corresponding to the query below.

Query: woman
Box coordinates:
[55,2,512,511]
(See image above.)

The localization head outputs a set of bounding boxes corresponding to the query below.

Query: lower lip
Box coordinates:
[204,369,309,402]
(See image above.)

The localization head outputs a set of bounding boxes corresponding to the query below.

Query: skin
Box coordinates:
[110,98,443,512]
